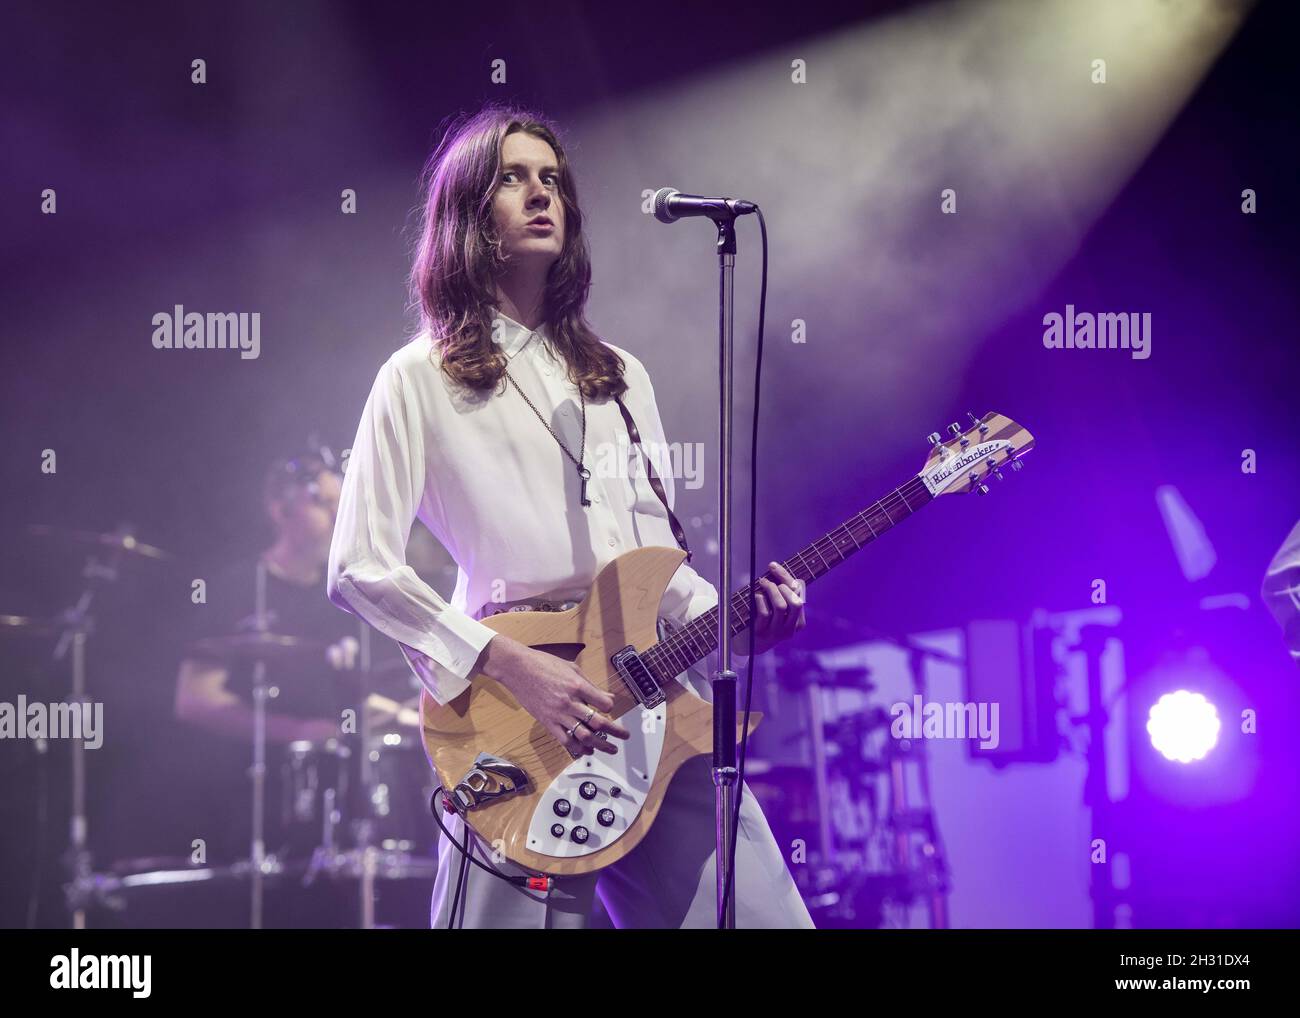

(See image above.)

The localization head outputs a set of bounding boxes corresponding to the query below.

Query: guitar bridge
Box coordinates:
[451,753,528,812]
[610,645,665,709]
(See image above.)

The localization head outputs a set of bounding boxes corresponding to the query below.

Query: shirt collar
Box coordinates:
[492,310,549,360]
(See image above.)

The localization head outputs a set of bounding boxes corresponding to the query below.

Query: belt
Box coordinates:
[475,596,585,620]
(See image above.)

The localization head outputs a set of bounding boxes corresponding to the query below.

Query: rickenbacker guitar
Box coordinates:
[420,411,1035,876]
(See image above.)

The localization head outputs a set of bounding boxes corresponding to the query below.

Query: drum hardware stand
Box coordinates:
[52,542,122,929]
[1069,622,1120,930]
[248,560,276,929]
[881,645,952,928]
[249,657,272,928]
[797,660,837,870]
[779,629,956,928]
[354,622,378,929]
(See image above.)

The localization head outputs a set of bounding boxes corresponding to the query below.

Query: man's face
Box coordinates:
[272,469,341,556]
[491,131,565,268]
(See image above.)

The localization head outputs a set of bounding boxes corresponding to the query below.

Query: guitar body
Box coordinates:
[417,410,1036,877]
[419,545,759,877]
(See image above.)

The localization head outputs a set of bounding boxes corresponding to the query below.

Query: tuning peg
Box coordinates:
[992,469,1004,481]
[947,422,962,437]
[976,483,989,495]
[927,432,942,446]
[1011,459,1024,472]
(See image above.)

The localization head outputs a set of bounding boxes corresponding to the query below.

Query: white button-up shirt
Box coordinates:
[327,312,728,705]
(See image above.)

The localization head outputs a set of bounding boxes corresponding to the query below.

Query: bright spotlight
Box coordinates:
[1146,690,1221,764]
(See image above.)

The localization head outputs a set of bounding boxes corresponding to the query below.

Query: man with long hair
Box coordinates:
[328,104,813,928]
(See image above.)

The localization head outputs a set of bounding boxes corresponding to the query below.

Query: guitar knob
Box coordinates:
[597,808,616,827]
[571,826,590,844]
[551,823,566,838]
[579,781,598,800]
[553,798,572,817]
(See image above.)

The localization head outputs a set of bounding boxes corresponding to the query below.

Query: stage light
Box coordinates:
[1146,690,1221,764]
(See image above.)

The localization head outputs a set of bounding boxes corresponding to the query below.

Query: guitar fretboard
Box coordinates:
[643,474,934,684]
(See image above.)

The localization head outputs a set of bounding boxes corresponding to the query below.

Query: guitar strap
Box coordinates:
[615,396,693,563]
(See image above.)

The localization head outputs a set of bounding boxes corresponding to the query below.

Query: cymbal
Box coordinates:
[26,525,172,561]
[0,613,63,638]
[363,692,421,729]
[187,631,327,664]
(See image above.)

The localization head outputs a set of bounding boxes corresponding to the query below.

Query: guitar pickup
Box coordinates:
[610,645,665,709]
[451,753,528,812]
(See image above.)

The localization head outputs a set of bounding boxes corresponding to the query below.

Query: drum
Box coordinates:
[358,729,439,858]
[279,738,352,860]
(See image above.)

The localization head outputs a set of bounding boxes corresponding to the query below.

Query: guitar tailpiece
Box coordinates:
[452,752,528,811]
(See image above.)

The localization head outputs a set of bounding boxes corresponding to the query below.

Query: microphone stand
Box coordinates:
[711,215,740,929]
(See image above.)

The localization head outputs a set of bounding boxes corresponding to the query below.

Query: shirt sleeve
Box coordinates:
[1262,520,1300,665]
[327,355,498,705]
[627,355,748,666]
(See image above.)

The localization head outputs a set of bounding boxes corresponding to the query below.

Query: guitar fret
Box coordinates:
[638,479,932,682]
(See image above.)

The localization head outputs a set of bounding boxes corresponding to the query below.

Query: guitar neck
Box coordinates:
[643,473,934,684]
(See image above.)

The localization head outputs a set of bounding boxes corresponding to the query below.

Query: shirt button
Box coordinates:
[544,368,553,376]
[561,408,569,416]
[592,495,601,503]
[607,538,616,547]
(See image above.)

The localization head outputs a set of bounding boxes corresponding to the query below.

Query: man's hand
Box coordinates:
[744,561,808,656]
[480,635,631,758]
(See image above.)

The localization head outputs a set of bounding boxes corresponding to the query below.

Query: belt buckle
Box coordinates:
[483,597,580,618]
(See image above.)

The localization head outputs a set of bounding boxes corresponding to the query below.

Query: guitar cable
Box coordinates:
[447,816,469,929]
[428,788,555,914]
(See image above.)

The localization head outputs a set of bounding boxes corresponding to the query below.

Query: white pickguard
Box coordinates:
[525,704,665,859]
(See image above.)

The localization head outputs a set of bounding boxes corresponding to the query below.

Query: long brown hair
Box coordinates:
[408,104,627,400]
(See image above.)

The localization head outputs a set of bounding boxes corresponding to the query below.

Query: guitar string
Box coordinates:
[472,476,936,773]
[477,478,935,771]
[448,433,1020,814]
[650,476,932,675]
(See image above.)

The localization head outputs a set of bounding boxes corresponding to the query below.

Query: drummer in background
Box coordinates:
[172,452,369,874]
[173,453,352,746]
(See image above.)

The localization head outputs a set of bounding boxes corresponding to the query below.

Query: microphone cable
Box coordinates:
[719,205,768,928]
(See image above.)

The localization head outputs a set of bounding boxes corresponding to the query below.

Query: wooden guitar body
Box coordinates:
[417,410,1035,877]
[419,545,759,877]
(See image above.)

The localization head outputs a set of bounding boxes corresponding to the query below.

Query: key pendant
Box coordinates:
[578,466,592,506]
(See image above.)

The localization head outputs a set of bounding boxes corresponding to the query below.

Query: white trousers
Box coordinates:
[430,754,815,929]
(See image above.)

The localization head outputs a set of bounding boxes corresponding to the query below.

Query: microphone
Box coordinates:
[652,187,757,224]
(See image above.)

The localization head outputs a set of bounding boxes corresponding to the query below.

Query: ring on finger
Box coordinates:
[582,705,596,726]
[567,721,582,739]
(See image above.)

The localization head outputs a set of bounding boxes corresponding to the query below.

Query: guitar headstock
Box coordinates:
[918,412,1035,497]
